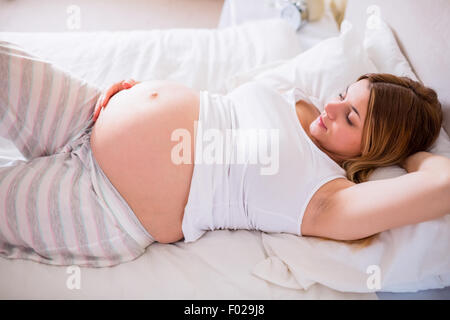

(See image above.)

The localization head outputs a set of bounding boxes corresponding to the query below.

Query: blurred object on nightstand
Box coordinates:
[219,0,325,29]
[219,0,339,51]
[267,0,325,23]
[326,0,347,27]
[304,0,326,21]
[277,0,325,30]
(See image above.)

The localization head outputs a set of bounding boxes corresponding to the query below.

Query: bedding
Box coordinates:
[0,19,301,164]
[228,9,450,293]
[1,6,447,299]
[0,19,301,94]
[0,19,377,299]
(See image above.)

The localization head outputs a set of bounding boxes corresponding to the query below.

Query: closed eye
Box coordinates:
[346,115,353,126]
[339,93,353,126]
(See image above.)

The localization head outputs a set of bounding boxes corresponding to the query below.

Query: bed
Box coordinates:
[0,0,449,300]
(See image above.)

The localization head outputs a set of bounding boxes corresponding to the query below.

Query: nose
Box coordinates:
[324,101,342,120]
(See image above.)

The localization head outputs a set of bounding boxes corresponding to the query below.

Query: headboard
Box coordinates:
[344,0,450,136]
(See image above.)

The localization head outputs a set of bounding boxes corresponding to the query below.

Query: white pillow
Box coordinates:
[362,13,418,80]
[225,18,378,111]
[240,11,450,293]
[0,19,302,94]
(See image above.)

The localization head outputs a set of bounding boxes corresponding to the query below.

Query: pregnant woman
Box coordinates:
[1,42,449,267]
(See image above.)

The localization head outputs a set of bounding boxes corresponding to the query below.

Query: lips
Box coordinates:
[319,115,327,129]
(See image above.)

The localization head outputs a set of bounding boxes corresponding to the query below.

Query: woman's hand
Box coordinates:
[399,151,431,173]
[93,79,139,122]
[400,151,450,178]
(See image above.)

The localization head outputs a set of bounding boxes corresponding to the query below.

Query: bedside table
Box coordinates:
[218,0,340,51]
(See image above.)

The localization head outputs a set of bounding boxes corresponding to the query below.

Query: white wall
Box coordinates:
[0,0,225,32]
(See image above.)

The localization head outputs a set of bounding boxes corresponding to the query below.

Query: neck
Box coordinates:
[308,132,345,166]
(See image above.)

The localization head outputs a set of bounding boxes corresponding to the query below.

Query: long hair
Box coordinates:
[341,73,443,184]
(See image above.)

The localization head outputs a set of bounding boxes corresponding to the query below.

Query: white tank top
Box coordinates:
[181,81,347,242]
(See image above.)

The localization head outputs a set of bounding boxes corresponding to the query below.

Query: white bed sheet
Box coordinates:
[0,21,376,299]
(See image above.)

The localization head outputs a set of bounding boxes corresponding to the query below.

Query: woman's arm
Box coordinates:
[304,152,450,241]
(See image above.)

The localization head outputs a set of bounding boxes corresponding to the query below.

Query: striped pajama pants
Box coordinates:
[0,41,154,267]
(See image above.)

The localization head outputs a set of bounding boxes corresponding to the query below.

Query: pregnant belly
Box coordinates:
[90,80,200,243]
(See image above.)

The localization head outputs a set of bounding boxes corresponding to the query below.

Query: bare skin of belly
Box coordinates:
[90,80,199,243]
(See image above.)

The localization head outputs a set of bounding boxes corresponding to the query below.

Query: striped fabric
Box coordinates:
[0,41,154,267]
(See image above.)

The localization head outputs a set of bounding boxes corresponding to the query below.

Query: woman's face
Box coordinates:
[309,79,371,162]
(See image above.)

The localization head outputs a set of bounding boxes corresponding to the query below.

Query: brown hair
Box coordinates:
[341,73,443,184]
